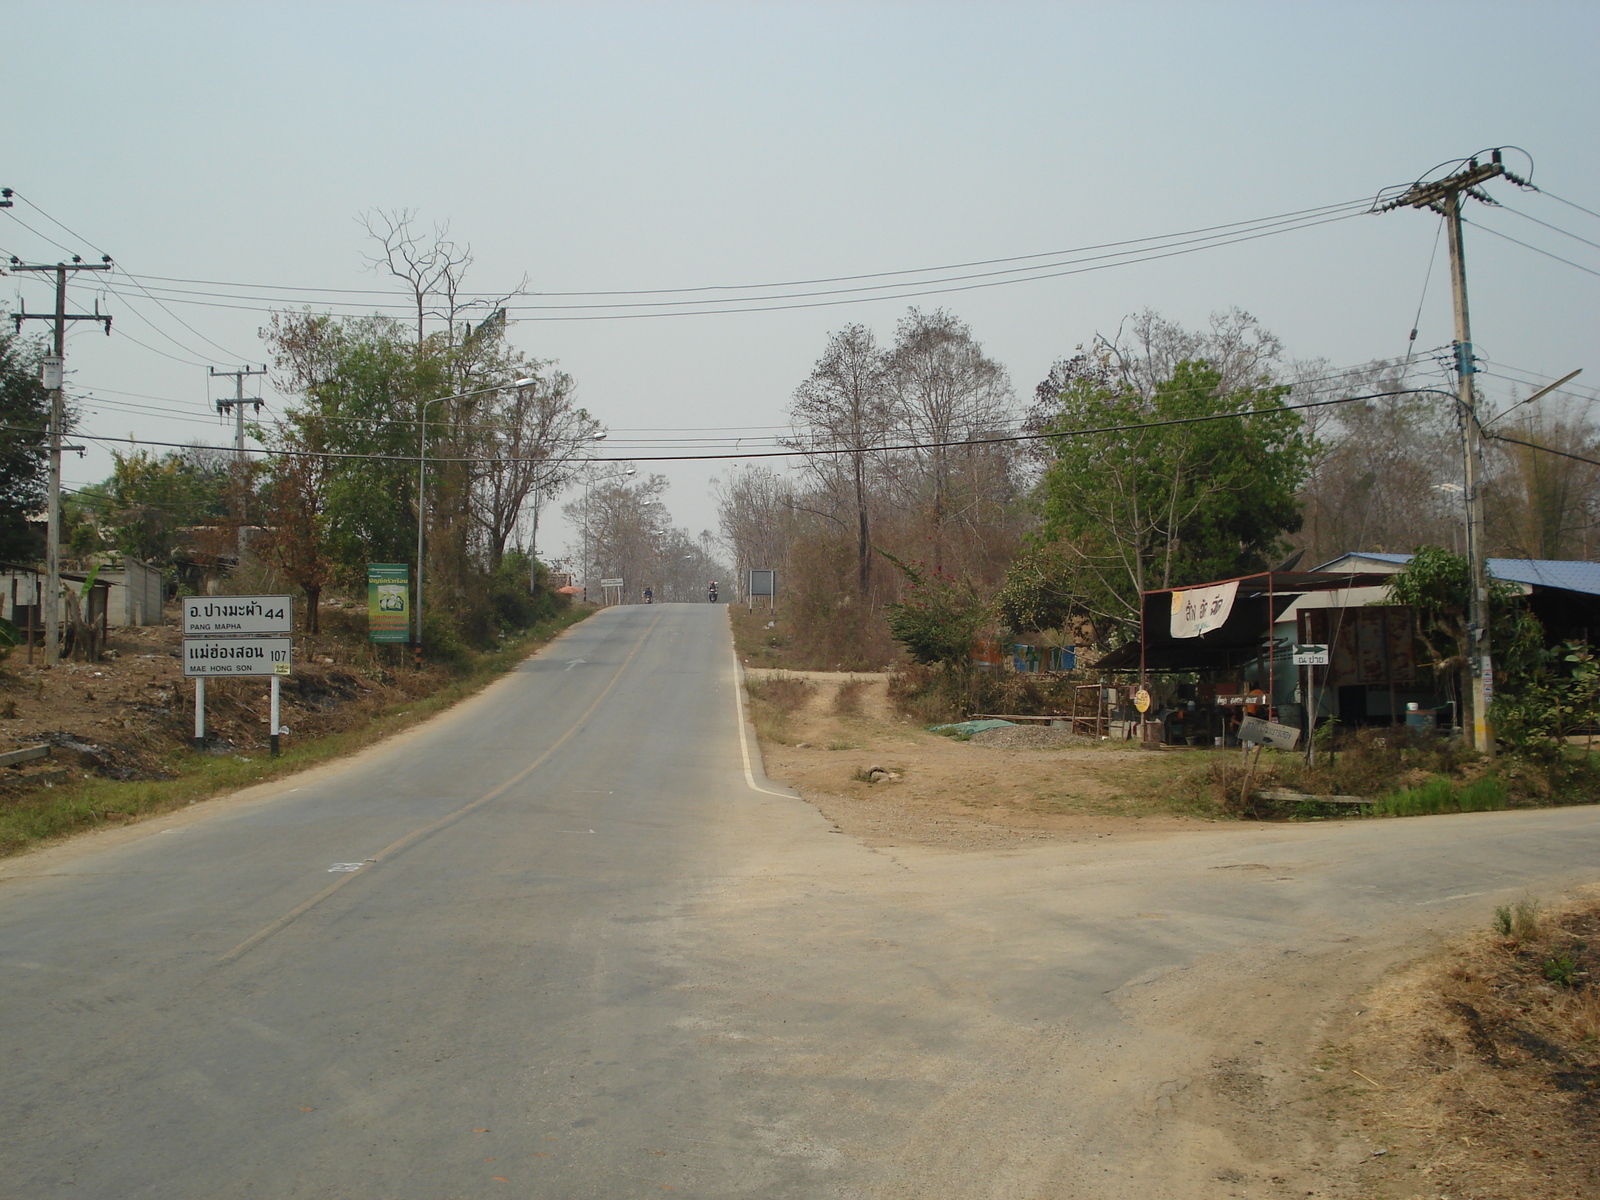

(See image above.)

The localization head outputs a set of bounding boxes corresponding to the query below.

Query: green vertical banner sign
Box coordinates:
[368,563,411,643]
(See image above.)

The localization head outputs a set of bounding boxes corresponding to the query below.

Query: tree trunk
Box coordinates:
[305,584,321,635]
[854,457,870,599]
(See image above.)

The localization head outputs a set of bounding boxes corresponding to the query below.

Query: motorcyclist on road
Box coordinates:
[708,580,718,603]
[643,587,653,604]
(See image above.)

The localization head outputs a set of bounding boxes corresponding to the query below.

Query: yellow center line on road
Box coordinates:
[216,611,664,967]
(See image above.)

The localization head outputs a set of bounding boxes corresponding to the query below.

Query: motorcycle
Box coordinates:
[708,587,718,603]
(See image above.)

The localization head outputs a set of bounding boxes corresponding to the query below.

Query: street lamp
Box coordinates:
[415,377,535,664]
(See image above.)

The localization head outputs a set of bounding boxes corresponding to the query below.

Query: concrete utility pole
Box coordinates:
[209,365,268,556]
[1378,150,1532,754]
[8,255,112,666]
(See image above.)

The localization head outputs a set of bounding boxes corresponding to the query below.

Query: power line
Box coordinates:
[98,210,1371,325]
[8,191,256,362]
[1535,187,1600,226]
[129,208,1374,320]
[1495,203,1600,253]
[1488,432,1600,469]
[13,385,1457,467]
[0,209,78,258]
[120,197,1373,302]
[1462,217,1600,279]
[91,288,212,365]
[104,324,210,368]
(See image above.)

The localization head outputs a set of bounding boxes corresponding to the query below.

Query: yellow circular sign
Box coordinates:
[1133,687,1151,714]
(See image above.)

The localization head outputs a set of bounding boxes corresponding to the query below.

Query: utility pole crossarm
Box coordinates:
[209,366,271,558]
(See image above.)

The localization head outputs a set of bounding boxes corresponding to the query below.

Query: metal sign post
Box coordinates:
[1292,644,1329,765]
[747,568,776,612]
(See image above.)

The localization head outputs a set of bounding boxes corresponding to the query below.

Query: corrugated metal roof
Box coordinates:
[1315,553,1600,598]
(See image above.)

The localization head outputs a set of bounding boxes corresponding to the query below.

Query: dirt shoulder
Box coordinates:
[1331,888,1600,1199]
[745,667,1220,851]
[0,600,589,855]
[747,668,1600,1197]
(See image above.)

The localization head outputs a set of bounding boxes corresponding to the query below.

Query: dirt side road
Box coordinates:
[743,670,1600,1197]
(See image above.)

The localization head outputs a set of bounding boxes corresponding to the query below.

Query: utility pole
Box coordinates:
[209,365,268,556]
[1378,150,1532,754]
[8,254,112,666]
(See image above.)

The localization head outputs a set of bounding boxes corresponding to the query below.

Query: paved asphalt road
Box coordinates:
[1,603,1597,1200]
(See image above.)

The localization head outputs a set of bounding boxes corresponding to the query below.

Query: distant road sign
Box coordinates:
[183,636,292,677]
[183,595,292,636]
[600,578,624,588]
[1239,714,1301,750]
[1292,644,1330,666]
[1133,687,1151,713]
[747,569,776,597]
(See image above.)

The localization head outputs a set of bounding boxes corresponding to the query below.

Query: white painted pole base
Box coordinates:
[270,674,281,757]
[193,677,206,751]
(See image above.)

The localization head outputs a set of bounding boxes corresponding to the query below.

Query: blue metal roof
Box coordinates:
[1316,553,1600,598]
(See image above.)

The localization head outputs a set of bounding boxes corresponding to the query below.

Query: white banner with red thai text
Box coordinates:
[1169,580,1238,639]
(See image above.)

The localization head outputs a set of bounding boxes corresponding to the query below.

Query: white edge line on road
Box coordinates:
[729,619,797,800]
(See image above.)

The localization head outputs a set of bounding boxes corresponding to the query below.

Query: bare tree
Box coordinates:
[886,308,1016,573]
[786,324,893,597]
[465,367,597,570]
[1486,403,1600,560]
[1104,308,1283,400]
[564,473,673,603]
[1288,357,1462,562]
[361,208,531,356]
[715,466,803,597]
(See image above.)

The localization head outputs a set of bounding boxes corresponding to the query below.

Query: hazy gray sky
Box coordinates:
[4,1,1597,563]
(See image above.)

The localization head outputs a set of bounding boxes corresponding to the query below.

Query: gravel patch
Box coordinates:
[968,726,1100,749]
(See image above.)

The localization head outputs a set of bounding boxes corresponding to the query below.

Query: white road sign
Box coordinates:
[182,636,293,677]
[1292,644,1330,666]
[183,595,293,636]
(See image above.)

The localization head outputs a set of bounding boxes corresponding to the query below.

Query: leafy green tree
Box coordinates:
[1492,641,1600,752]
[1385,545,1542,743]
[265,313,442,587]
[882,554,987,670]
[1023,359,1310,643]
[101,448,229,565]
[0,316,57,561]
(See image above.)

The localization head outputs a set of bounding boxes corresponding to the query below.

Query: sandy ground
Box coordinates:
[746,669,1600,1198]
[747,668,1224,853]
[0,600,459,792]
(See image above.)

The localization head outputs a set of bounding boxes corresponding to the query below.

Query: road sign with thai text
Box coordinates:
[1292,644,1330,666]
[182,636,293,677]
[183,595,292,636]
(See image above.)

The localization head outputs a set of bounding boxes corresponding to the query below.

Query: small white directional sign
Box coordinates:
[1292,643,1330,666]
[183,595,293,636]
[183,636,293,677]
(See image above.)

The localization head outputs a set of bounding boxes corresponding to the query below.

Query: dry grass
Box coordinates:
[833,679,866,717]
[0,607,592,856]
[742,672,814,744]
[1340,890,1600,1199]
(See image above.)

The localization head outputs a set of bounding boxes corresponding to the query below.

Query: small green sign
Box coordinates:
[368,563,411,643]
